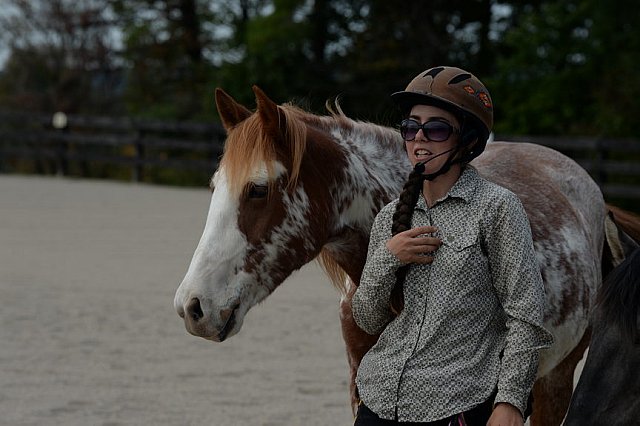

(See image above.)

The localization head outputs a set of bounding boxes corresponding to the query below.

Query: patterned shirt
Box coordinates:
[352,166,553,422]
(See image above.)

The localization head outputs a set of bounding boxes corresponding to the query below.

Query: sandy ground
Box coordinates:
[0,175,354,426]
[0,175,587,426]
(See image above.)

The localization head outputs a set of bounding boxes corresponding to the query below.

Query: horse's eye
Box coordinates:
[247,184,268,199]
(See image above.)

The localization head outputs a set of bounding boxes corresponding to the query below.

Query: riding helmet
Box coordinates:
[391,66,493,162]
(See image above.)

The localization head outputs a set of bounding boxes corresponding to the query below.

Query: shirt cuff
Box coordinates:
[494,388,528,418]
[375,244,403,271]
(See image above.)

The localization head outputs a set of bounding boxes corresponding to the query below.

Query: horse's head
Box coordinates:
[174,86,348,341]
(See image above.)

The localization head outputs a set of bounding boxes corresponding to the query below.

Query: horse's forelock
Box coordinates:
[219,105,308,195]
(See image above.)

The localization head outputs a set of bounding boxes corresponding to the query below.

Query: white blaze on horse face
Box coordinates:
[174,169,247,319]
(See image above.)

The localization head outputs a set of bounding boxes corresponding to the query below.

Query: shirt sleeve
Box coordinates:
[485,191,554,416]
[351,206,403,335]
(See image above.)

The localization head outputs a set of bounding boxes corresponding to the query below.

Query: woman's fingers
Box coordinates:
[403,226,438,237]
[410,237,442,249]
[386,227,442,264]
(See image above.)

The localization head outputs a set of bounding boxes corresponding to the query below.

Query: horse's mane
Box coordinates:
[219,103,308,196]
[596,248,640,342]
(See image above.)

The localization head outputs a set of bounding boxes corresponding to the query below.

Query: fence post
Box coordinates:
[594,138,607,187]
[52,112,68,176]
[133,129,145,182]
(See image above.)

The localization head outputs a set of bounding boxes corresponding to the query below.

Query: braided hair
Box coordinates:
[389,163,426,314]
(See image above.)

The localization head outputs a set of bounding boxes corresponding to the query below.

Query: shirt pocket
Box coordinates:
[432,225,492,309]
[438,226,486,273]
[441,229,479,252]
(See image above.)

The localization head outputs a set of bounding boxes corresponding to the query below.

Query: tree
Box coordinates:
[490,0,640,138]
[110,0,217,119]
[215,0,364,114]
[0,0,122,114]
[334,0,496,122]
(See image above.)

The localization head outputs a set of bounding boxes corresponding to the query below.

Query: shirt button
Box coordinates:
[447,235,456,243]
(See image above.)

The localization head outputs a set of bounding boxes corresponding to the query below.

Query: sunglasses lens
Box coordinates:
[400,120,420,141]
[424,121,452,142]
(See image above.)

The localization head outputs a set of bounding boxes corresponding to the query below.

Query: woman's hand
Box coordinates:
[487,403,524,426]
[386,226,442,265]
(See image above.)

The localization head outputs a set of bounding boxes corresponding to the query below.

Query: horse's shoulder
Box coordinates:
[469,170,522,215]
[476,174,517,199]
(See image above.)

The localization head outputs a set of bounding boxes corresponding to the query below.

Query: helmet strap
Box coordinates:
[414,145,460,181]
[413,115,478,180]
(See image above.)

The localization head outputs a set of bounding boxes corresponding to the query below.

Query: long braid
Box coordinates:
[389,163,426,314]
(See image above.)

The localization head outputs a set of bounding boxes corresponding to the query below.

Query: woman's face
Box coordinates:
[404,104,461,174]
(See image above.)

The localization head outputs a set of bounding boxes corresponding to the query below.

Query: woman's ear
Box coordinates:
[460,128,478,145]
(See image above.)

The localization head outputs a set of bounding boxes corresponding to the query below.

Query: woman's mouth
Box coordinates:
[414,148,433,159]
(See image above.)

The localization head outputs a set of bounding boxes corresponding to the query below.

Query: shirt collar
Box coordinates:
[415,166,480,210]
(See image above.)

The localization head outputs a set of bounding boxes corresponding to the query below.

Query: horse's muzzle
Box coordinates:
[179,296,239,342]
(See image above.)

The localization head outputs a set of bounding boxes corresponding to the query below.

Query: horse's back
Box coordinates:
[475,142,604,243]
[473,141,606,375]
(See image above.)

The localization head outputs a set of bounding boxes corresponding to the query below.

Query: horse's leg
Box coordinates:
[339,288,378,415]
[530,328,591,426]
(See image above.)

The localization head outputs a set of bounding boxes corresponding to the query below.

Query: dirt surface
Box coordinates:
[0,175,353,426]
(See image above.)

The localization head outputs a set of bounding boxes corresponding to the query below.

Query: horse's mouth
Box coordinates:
[217,303,240,342]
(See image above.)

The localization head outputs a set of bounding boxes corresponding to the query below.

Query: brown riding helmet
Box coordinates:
[391,66,493,162]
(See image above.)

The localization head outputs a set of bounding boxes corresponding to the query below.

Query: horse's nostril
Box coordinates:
[186,297,204,322]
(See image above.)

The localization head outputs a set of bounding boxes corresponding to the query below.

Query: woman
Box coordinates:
[351,66,553,426]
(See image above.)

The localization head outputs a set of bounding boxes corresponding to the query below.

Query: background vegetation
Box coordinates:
[0,0,638,214]
[1,0,638,137]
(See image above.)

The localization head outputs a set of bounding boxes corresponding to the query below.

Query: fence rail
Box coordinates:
[0,111,639,203]
[0,110,225,185]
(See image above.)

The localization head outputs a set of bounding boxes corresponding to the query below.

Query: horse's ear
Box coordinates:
[253,85,284,139]
[215,88,252,131]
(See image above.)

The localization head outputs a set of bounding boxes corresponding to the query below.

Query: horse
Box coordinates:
[563,247,640,425]
[173,85,640,425]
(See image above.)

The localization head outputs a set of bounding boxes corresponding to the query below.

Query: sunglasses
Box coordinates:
[400,119,457,142]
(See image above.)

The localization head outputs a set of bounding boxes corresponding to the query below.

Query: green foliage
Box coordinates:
[1,0,638,136]
[341,0,496,123]
[0,0,637,207]
[490,0,640,138]
[0,0,123,114]
[111,0,218,120]
[1,0,634,137]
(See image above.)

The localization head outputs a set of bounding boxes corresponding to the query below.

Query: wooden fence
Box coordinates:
[0,110,639,204]
[0,110,226,186]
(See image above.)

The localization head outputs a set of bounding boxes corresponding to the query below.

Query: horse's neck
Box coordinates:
[327,119,408,225]
[319,118,409,283]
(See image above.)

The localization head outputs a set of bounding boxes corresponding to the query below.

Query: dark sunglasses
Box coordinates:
[400,119,457,142]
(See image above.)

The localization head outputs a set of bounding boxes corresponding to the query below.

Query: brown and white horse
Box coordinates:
[174,86,640,425]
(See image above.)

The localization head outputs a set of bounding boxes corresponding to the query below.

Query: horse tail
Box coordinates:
[607,204,640,242]
[603,204,640,275]
[596,247,640,342]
